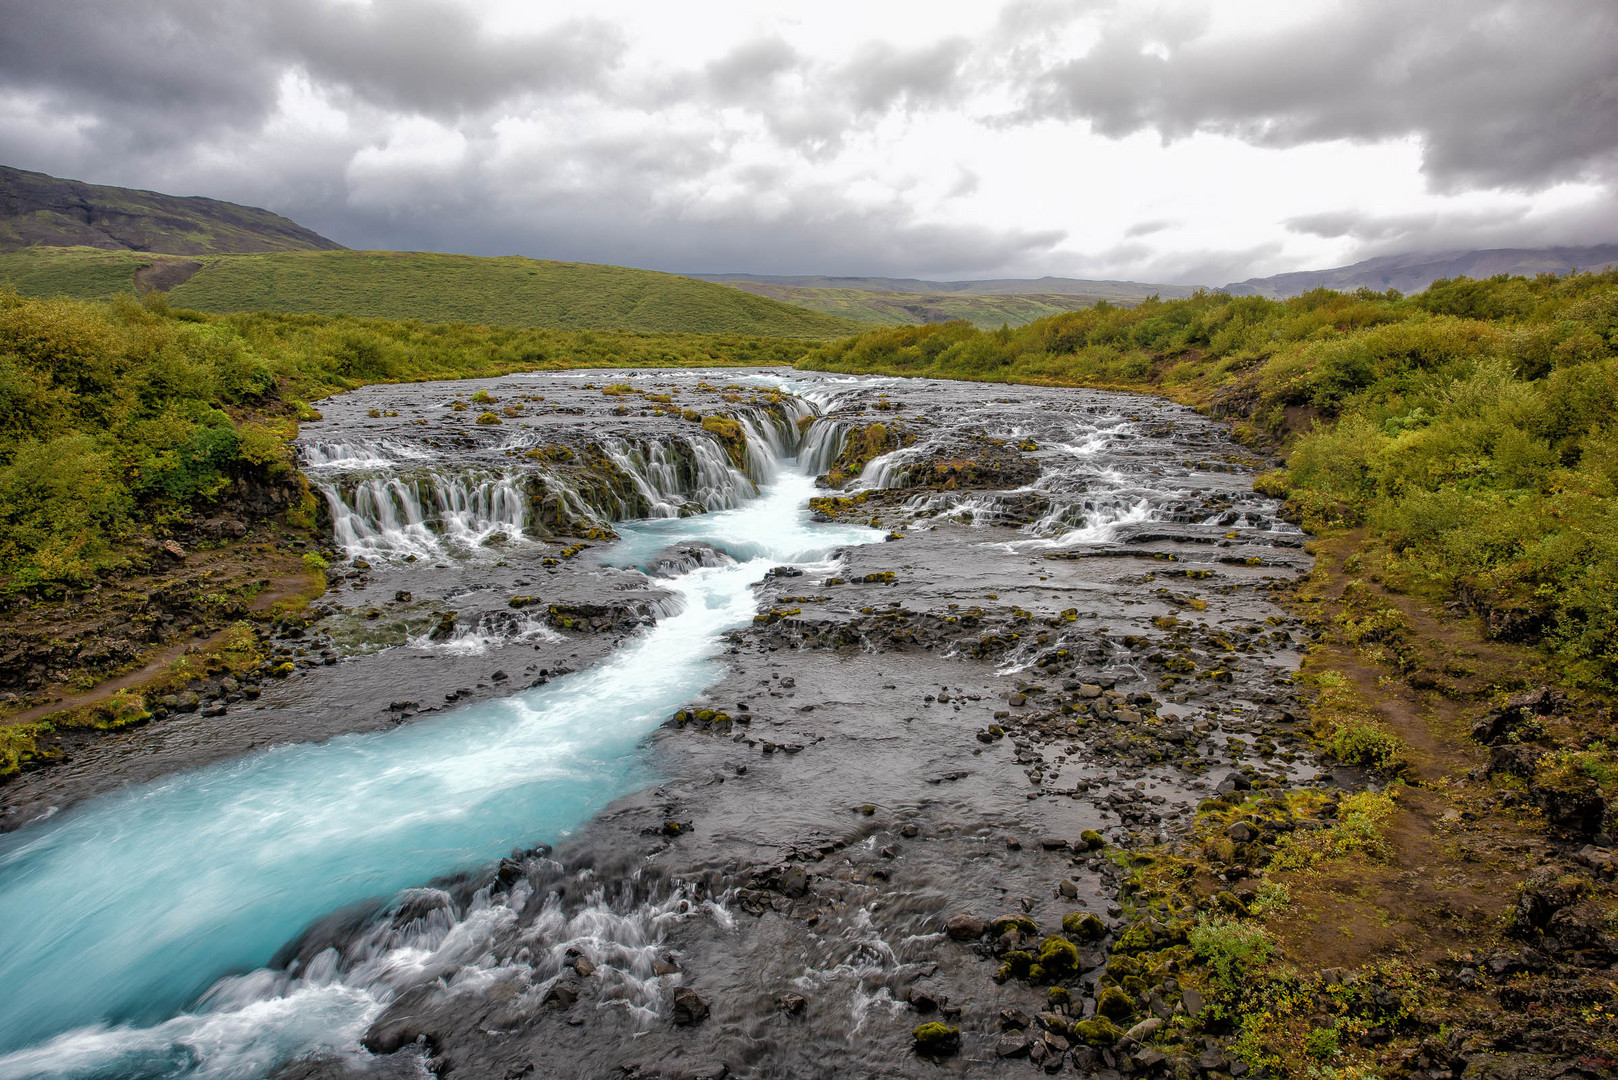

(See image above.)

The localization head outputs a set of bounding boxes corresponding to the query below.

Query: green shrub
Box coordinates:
[1188,915,1274,999]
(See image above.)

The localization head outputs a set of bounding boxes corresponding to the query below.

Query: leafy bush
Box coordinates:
[1189,915,1274,1001]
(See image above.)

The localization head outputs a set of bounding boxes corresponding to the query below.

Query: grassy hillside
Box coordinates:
[0,165,342,254]
[714,281,1106,327]
[0,247,156,298]
[805,273,1618,690]
[0,247,865,337]
[0,288,823,589]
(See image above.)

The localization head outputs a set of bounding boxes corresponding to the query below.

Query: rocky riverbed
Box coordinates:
[0,369,1332,1079]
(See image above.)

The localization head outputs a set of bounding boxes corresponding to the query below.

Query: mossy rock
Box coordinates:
[1063,912,1107,940]
[1079,829,1106,850]
[994,949,1034,983]
[476,411,502,425]
[1048,986,1071,1009]
[1073,1018,1122,1046]
[1096,985,1135,1023]
[912,1021,960,1057]
[1104,955,1140,983]
[1113,922,1157,953]
[992,915,1038,937]
[1036,935,1081,978]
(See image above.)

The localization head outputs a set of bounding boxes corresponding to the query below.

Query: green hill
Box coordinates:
[0,165,343,254]
[712,281,1111,327]
[0,247,865,337]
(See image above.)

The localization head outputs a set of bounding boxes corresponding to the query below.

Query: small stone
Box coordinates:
[1225,821,1256,843]
[900,823,920,838]
[672,987,709,1026]
[777,865,810,897]
[1123,1017,1161,1044]
[1059,879,1079,899]
[1000,1008,1032,1031]
[775,992,807,1015]
[945,914,987,941]
[907,987,942,1013]
[996,1031,1033,1058]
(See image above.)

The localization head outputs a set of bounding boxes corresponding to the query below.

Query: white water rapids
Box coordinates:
[0,452,876,1077]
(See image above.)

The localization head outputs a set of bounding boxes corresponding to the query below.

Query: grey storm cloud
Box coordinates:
[1026,0,1618,190]
[1282,202,1618,261]
[0,0,622,149]
[1,0,1614,280]
[298,175,1068,279]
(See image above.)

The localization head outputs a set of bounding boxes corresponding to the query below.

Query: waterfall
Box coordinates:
[317,471,528,559]
[849,447,919,490]
[798,418,851,476]
[730,404,808,483]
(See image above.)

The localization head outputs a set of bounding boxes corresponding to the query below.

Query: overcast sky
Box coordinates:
[2,0,1614,284]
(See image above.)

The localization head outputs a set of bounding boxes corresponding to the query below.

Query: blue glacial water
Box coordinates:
[0,467,874,1075]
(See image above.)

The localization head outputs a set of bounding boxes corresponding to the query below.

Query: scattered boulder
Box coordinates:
[672,987,709,1026]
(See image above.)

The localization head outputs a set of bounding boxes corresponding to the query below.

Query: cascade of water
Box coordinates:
[0,437,878,1074]
[600,439,689,519]
[318,471,527,558]
[729,404,807,483]
[300,440,431,469]
[849,447,919,491]
[798,417,851,476]
[601,436,762,518]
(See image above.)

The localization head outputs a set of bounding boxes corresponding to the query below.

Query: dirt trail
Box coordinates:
[2,555,318,727]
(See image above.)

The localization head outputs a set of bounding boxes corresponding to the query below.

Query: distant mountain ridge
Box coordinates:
[0,165,343,255]
[1222,246,1618,299]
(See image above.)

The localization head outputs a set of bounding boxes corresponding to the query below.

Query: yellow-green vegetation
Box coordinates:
[804,271,1618,689]
[1300,669,1413,775]
[0,289,825,589]
[0,247,865,336]
[717,281,1107,327]
[2,621,271,776]
[1083,788,1428,1076]
[0,247,159,298]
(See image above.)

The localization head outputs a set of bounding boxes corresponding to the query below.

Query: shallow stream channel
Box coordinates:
[0,370,1318,1079]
